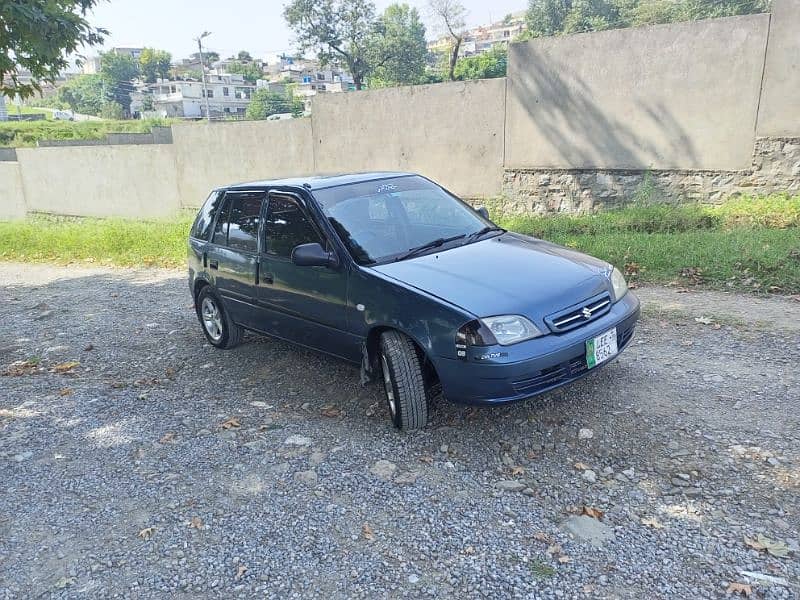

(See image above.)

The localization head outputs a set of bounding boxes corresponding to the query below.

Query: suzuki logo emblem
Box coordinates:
[582,307,593,319]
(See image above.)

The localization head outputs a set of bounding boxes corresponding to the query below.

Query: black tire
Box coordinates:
[196,286,243,349]
[379,331,429,430]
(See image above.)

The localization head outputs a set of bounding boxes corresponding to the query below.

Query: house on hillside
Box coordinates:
[148,73,255,119]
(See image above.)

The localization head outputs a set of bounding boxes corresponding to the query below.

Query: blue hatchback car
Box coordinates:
[188,172,640,429]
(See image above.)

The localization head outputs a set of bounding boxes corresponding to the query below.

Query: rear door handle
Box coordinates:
[263,273,274,285]
[209,260,219,270]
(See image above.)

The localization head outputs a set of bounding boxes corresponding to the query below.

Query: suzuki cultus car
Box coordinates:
[188,173,640,429]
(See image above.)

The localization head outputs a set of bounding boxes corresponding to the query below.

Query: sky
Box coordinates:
[84,0,527,62]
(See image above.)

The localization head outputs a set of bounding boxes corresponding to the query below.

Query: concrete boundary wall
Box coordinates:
[16,145,181,218]
[0,162,26,220]
[505,13,770,171]
[756,0,800,136]
[311,79,506,199]
[172,119,315,208]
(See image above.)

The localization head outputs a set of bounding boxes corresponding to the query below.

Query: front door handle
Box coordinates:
[263,273,274,285]
[209,260,219,270]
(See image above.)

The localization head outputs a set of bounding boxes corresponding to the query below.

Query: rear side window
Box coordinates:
[227,192,265,252]
[264,195,324,258]
[190,191,223,240]
[211,196,230,245]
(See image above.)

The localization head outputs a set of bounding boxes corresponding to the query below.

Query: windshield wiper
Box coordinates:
[394,233,466,262]
[466,226,506,242]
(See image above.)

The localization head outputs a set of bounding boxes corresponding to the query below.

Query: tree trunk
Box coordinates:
[448,37,462,81]
[354,75,363,90]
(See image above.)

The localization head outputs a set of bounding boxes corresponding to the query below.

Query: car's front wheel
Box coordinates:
[196,286,242,349]
[379,331,429,430]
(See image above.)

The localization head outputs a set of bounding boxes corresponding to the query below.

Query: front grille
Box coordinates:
[545,292,612,333]
[511,324,635,396]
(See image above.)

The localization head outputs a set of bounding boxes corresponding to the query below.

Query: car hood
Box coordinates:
[371,232,612,323]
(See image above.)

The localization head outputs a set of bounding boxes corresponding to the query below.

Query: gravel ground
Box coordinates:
[0,262,798,599]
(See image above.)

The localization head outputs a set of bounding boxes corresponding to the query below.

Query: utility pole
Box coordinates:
[194,31,212,122]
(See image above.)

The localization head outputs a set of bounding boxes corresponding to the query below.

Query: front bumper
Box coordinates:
[433,291,640,405]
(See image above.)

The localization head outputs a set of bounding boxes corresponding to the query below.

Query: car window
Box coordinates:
[314,175,490,265]
[190,191,224,240]
[264,195,324,258]
[211,195,231,245]
[227,192,265,252]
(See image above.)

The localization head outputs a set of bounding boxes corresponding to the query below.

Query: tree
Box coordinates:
[139,48,172,83]
[453,46,507,80]
[427,0,467,81]
[368,4,428,87]
[245,89,303,120]
[284,0,377,90]
[100,52,139,116]
[56,74,105,115]
[0,0,107,99]
[237,50,253,62]
[227,61,265,83]
[190,51,220,67]
[100,100,124,120]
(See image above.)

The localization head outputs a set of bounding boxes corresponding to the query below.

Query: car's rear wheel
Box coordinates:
[379,331,429,430]
[196,286,242,349]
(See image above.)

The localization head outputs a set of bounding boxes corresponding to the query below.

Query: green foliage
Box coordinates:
[495,194,800,292]
[237,50,253,62]
[368,4,428,87]
[454,46,507,80]
[190,51,220,67]
[54,74,105,116]
[0,0,107,99]
[245,89,303,120]
[100,52,139,115]
[525,0,771,37]
[100,101,124,120]
[0,214,195,268]
[0,118,176,147]
[139,48,172,83]
[284,0,377,90]
[227,61,265,83]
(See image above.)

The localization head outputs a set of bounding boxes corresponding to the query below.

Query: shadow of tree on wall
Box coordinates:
[509,45,701,172]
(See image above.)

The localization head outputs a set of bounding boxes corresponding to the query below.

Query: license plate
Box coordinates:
[586,327,618,369]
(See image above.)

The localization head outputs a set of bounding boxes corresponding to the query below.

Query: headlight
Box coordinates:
[479,315,543,346]
[610,267,628,301]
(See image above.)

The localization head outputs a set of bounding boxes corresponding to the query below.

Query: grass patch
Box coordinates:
[0,195,798,294]
[0,214,194,268]
[0,118,177,147]
[497,194,800,293]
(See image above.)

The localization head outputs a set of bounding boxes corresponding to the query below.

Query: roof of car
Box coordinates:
[223,172,416,192]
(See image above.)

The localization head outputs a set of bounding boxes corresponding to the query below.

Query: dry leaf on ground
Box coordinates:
[58,388,73,396]
[138,527,155,540]
[52,361,80,374]
[320,405,341,418]
[581,506,604,520]
[159,432,176,444]
[558,556,571,564]
[362,523,375,541]
[220,417,240,429]
[235,565,247,580]
[189,516,203,529]
[3,359,41,377]
[726,582,752,596]
[533,532,554,543]
[574,462,590,471]
[641,517,665,530]
[744,534,790,558]
[510,466,525,476]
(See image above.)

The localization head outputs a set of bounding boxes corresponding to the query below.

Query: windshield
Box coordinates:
[313,175,493,265]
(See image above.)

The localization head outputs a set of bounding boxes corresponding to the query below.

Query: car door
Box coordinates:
[205,190,265,330]
[256,191,358,361]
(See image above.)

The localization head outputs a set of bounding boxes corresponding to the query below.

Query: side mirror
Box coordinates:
[476,206,490,220]
[291,242,338,268]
